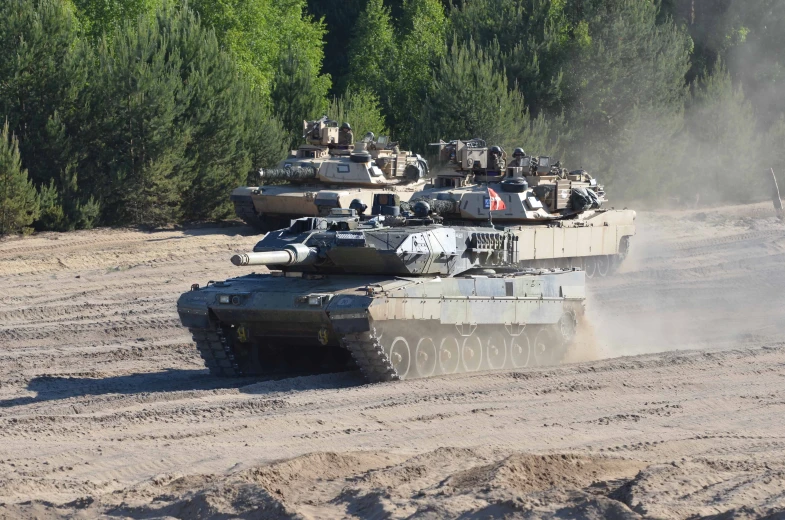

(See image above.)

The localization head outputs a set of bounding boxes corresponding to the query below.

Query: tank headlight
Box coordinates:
[218,295,230,304]
[296,294,331,306]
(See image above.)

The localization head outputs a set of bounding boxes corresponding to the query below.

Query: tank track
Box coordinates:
[189,328,241,377]
[340,331,400,383]
[233,198,267,230]
[233,198,292,233]
[190,323,575,383]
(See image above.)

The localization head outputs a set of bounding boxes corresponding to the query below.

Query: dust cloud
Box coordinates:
[583,203,785,359]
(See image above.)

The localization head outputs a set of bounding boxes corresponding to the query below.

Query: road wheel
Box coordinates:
[461,335,483,372]
[596,255,611,277]
[584,257,597,278]
[532,328,556,366]
[486,331,508,369]
[389,336,411,378]
[438,335,461,375]
[414,337,437,378]
[510,332,532,368]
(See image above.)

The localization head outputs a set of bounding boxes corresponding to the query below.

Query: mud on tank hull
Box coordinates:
[177,271,585,383]
[231,185,422,233]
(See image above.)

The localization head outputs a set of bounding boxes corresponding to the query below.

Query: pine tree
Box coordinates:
[190,0,329,97]
[416,38,560,155]
[603,106,687,201]
[71,0,157,41]
[727,0,785,128]
[306,0,367,92]
[685,62,763,202]
[562,0,691,167]
[79,10,189,226]
[0,0,94,229]
[244,100,290,185]
[328,88,388,140]
[271,46,329,148]
[347,0,398,121]
[449,0,571,115]
[392,0,447,143]
[156,5,253,221]
[75,3,289,224]
[0,121,39,235]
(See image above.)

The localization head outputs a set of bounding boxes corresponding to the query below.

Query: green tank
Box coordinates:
[177,204,587,382]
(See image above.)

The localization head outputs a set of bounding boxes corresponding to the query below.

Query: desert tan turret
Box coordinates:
[231,117,428,232]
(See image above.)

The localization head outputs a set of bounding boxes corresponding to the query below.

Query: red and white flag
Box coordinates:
[488,187,507,211]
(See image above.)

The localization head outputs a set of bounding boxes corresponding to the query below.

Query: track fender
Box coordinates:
[230,186,256,201]
[177,291,213,329]
[327,294,374,334]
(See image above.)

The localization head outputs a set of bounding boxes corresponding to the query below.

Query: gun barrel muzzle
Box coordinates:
[231,244,317,267]
[231,250,294,266]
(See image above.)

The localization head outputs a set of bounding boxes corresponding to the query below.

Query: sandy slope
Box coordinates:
[0,205,784,519]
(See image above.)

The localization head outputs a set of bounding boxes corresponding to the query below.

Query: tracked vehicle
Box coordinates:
[417,140,637,277]
[178,203,586,382]
[232,117,428,232]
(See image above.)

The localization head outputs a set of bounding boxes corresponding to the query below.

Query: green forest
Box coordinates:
[1,0,784,233]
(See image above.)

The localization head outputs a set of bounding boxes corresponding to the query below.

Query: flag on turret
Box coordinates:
[488,187,506,211]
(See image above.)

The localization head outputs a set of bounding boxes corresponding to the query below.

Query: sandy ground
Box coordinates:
[1,204,785,519]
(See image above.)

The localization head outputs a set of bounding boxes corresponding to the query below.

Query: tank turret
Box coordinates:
[237,208,521,277]
[231,119,429,233]
[177,209,587,383]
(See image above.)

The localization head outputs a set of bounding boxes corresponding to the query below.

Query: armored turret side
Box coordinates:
[177,211,588,382]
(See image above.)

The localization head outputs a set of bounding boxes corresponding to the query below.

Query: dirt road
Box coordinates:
[1,204,784,519]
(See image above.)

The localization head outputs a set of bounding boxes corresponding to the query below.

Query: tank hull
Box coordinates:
[501,209,636,277]
[177,270,585,382]
[231,185,422,232]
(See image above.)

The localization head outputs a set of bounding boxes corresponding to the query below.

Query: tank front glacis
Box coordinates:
[178,209,586,382]
[416,139,636,277]
[232,117,429,232]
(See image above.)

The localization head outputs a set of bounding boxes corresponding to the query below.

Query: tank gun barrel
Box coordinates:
[231,244,317,267]
[231,251,293,266]
[259,166,318,183]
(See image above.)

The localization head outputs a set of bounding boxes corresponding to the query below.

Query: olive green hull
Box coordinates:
[177,271,585,382]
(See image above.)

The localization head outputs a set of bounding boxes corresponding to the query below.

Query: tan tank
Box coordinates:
[411,139,637,277]
[232,117,428,232]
